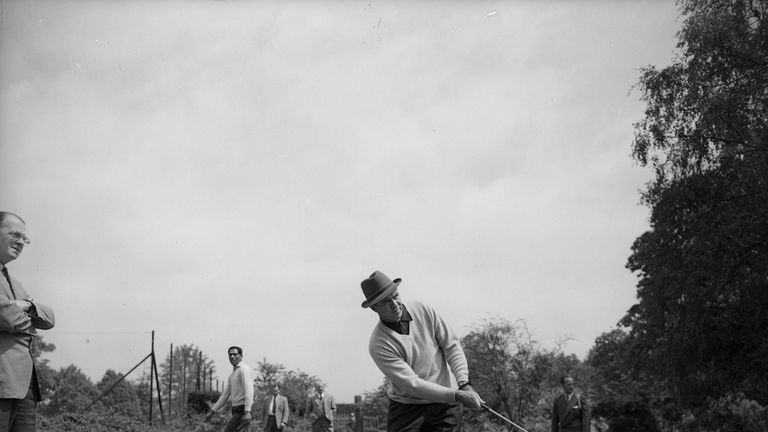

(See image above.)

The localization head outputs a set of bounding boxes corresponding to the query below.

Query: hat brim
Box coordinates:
[361,278,401,308]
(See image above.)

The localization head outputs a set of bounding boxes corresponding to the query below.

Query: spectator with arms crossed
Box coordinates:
[0,212,55,432]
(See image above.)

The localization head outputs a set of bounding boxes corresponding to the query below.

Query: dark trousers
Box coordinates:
[0,386,37,432]
[387,400,462,432]
[265,415,279,432]
[312,417,332,432]
[224,405,251,432]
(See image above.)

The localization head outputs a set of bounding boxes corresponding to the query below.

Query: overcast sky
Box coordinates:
[1,0,680,402]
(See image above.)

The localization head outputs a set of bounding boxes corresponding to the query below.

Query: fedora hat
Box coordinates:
[360,271,401,308]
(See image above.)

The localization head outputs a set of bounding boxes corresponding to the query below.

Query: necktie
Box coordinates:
[1,267,15,299]
[271,396,276,415]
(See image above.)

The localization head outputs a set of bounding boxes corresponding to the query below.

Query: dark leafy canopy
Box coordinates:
[587,329,668,431]
[626,0,768,416]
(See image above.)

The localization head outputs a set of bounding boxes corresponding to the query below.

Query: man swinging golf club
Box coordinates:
[361,271,483,431]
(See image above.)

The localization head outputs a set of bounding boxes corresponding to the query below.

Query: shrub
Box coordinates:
[38,412,151,432]
[187,390,221,414]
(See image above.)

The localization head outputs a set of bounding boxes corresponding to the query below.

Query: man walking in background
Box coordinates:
[0,211,56,432]
[262,383,289,432]
[551,375,590,432]
[307,384,336,432]
[361,270,483,432]
[205,346,255,432]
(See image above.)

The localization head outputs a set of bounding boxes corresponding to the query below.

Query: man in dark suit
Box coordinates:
[262,383,289,432]
[306,384,336,432]
[551,375,590,432]
[0,212,56,432]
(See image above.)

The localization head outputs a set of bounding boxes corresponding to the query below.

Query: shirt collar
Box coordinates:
[380,304,412,325]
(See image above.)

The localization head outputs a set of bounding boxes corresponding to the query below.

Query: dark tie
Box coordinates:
[272,396,276,415]
[1,267,15,299]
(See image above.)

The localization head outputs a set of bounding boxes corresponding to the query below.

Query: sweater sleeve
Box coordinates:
[242,366,255,412]
[211,378,231,413]
[370,327,457,403]
[430,305,469,385]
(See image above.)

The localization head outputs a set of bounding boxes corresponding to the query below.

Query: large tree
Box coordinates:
[625,0,768,427]
[461,317,555,429]
[586,329,661,432]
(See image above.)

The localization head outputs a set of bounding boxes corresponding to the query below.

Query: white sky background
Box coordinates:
[1,0,680,402]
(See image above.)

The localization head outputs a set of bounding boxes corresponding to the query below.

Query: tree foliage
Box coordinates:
[158,344,215,417]
[361,377,389,427]
[31,336,56,401]
[94,369,142,418]
[254,359,286,391]
[254,359,324,420]
[586,329,663,431]
[43,365,98,415]
[281,369,324,417]
[461,317,555,428]
[625,0,768,428]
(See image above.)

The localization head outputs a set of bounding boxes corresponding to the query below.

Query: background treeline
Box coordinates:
[32,338,332,431]
[30,0,768,430]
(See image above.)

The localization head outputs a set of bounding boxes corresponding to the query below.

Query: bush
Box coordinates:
[38,411,225,432]
[592,400,659,432]
[187,390,221,414]
[38,412,151,432]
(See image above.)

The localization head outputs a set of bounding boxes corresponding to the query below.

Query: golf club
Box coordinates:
[481,403,530,432]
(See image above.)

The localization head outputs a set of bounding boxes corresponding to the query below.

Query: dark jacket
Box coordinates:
[551,392,590,432]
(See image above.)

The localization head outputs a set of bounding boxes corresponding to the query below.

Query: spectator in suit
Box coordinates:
[551,375,590,432]
[306,384,336,432]
[262,383,289,432]
[0,211,56,432]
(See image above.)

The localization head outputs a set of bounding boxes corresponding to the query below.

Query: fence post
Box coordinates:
[182,356,187,415]
[196,351,201,390]
[151,331,165,424]
[169,343,173,418]
[149,332,154,426]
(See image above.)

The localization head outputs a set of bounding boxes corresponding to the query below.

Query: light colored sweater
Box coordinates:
[212,362,255,413]
[369,301,469,404]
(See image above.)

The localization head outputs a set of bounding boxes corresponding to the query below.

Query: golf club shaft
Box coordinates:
[481,404,529,432]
